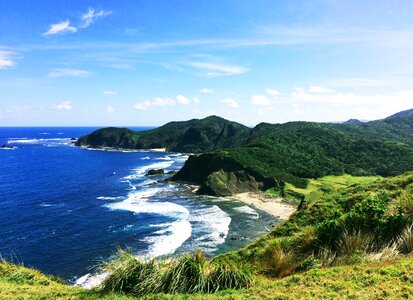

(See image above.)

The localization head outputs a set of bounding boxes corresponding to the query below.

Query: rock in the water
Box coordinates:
[145,169,165,176]
[1,144,14,149]
[166,170,176,175]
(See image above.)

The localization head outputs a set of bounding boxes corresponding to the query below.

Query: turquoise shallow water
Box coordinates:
[0,127,274,282]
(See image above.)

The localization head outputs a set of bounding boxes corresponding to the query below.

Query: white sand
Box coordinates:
[229,192,296,221]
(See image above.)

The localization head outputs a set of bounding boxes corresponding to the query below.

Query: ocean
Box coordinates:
[0,127,274,283]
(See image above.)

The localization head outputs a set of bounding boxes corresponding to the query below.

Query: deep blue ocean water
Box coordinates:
[0,127,274,283]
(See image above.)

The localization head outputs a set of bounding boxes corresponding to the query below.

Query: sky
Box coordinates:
[1,0,413,126]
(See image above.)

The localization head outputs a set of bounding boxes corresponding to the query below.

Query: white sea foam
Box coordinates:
[107,199,189,217]
[8,138,72,145]
[143,219,192,257]
[122,160,174,180]
[233,205,260,219]
[0,147,16,150]
[96,196,124,201]
[141,156,150,160]
[156,156,172,161]
[189,205,231,251]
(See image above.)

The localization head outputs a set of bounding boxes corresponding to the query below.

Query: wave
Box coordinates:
[96,196,124,201]
[143,219,192,257]
[141,156,150,160]
[189,205,231,252]
[106,198,189,217]
[8,138,72,145]
[233,205,260,219]
[122,160,174,181]
[156,156,172,161]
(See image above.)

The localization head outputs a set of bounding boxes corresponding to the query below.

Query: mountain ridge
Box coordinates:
[76,109,413,196]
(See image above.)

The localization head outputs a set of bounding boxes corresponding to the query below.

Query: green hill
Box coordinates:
[75,116,250,152]
[76,110,413,196]
[174,111,413,195]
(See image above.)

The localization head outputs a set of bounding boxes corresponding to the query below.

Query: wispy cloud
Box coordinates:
[0,51,15,69]
[44,8,111,37]
[308,86,334,93]
[106,106,114,113]
[134,97,175,110]
[48,68,92,78]
[328,78,394,88]
[176,94,190,104]
[222,98,239,108]
[44,20,77,36]
[251,94,271,105]
[134,95,192,110]
[266,88,281,97]
[52,101,72,110]
[187,62,249,77]
[79,8,112,29]
[103,90,117,95]
[291,86,413,108]
[199,88,214,94]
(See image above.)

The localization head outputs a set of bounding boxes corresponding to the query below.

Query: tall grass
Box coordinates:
[396,224,413,254]
[100,249,253,296]
[259,238,297,277]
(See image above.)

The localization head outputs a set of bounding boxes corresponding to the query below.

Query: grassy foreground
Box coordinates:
[2,255,413,299]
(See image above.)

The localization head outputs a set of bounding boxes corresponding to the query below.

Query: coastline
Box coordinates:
[229,192,296,221]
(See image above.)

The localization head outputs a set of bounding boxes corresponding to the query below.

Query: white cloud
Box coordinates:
[80,8,112,29]
[48,68,92,78]
[44,20,77,36]
[266,88,281,97]
[134,97,175,110]
[328,78,394,88]
[291,86,413,110]
[134,94,194,110]
[0,51,15,69]
[251,94,271,106]
[188,62,249,77]
[176,94,190,104]
[222,98,239,108]
[103,90,117,95]
[199,88,214,93]
[192,97,200,104]
[308,86,334,93]
[106,106,114,113]
[52,101,72,110]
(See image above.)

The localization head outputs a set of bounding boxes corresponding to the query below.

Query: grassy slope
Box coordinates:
[2,256,413,299]
[273,174,382,204]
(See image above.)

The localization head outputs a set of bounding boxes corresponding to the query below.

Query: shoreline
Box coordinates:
[229,192,296,221]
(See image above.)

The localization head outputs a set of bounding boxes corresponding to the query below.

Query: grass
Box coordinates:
[278,174,382,204]
[3,255,413,299]
[99,249,253,296]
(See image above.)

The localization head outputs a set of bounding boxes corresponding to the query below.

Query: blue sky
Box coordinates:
[1,0,413,126]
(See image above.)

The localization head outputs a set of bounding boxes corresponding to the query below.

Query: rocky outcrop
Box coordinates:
[145,169,165,176]
[172,153,278,197]
[198,169,268,196]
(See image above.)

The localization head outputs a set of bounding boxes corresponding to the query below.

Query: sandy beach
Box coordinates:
[229,192,296,221]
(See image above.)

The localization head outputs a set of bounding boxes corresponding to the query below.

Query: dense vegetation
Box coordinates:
[75,116,250,152]
[173,109,413,194]
[77,109,413,195]
[226,172,413,277]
